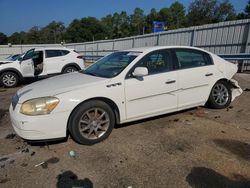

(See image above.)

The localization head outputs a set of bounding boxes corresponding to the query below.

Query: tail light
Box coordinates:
[77,55,83,59]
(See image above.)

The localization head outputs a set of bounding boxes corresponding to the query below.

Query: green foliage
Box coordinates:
[0,32,8,45]
[187,0,236,25]
[2,1,249,44]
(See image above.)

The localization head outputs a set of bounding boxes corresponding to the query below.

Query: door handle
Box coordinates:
[165,80,176,84]
[205,73,213,77]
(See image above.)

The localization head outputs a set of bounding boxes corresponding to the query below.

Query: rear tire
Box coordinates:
[0,72,19,88]
[68,100,115,145]
[207,80,232,109]
[63,66,78,73]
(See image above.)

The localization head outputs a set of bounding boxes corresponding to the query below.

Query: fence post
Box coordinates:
[132,37,135,48]
[190,28,196,46]
[156,33,160,46]
[96,42,99,56]
[112,39,115,52]
[241,22,250,72]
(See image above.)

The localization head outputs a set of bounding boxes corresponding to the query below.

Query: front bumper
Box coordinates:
[9,103,70,140]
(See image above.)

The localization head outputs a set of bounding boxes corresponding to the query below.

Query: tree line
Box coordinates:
[0,0,250,45]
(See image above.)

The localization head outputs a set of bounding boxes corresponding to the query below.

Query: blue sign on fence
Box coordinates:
[152,21,165,33]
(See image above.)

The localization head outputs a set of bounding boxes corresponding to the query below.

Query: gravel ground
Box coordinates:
[0,73,249,188]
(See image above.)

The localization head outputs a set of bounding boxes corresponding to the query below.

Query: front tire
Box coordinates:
[207,80,232,109]
[0,72,19,88]
[68,100,115,145]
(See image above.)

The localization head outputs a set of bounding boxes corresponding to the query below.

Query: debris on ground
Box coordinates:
[194,110,209,117]
[0,89,7,92]
[35,157,60,169]
[5,133,16,139]
[69,150,76,158]
[244,88,250,92]
[214,116,221,119]
[31,152,36,156]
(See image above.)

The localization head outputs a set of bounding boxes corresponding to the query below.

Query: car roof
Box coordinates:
[125,46,211,54]
[34,47,73,51]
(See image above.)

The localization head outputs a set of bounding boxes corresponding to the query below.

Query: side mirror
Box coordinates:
[132,67,148,77]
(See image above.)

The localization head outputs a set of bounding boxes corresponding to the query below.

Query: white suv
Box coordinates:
[0,47,85,87]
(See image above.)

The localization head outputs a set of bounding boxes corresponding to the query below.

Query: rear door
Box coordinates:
[124,49,178,120]
[173,48,216,109]
[44,50,64,74]
[20,49,35,77]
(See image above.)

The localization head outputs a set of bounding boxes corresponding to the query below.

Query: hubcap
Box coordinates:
[212,83,229,106]
[2,74,16,86]
[78,108,110,140]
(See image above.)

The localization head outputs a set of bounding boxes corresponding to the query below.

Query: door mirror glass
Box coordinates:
[133,67,148,77]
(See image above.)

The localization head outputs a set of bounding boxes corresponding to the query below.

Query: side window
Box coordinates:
[61,50,70,56]
[23,49,34,60]
[45,50,62,58]
[175,49,212,69]
[133,50,171,75]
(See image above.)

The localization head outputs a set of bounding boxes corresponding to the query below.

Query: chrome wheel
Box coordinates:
[78,108,110,140]
[2,73,17,87]
[212,83,229,106]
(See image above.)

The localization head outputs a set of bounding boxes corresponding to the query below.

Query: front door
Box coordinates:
[124,49,178,120]
[20,49,35,77]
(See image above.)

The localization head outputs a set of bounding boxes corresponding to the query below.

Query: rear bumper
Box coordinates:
[230,79,243,101]
[9,104,70,140]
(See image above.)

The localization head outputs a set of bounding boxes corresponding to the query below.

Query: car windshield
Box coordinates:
[13,53,25,61]
[83,51,141,78]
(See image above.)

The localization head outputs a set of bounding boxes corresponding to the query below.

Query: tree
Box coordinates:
[187,0,236,26]
[145,8,159,33]
[101,14,114,39]
[169,2,186,29]
[40,21,65,44]
[0,32,8,45]
[244,0,250,18]
[187,0,217,26]
[66,17,108,42]
[25,26,41,44]
[130,8,145,35]
[214,0,236,22]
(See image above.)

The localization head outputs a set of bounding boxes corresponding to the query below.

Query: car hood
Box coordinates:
[17,72,109,103]
[0,60,15,65]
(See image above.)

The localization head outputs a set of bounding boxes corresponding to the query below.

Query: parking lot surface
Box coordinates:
[0,74,250,188]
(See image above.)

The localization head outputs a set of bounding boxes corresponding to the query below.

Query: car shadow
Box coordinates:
[186,167,250,188]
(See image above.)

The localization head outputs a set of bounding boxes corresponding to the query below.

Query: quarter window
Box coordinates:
[175,49,212,69]
[61,50,70,55]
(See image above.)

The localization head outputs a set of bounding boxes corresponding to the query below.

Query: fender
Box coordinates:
[0,68,24,81]
[61,63,81,72]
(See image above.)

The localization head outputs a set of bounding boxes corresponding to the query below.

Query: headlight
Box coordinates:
[20,97,59,116]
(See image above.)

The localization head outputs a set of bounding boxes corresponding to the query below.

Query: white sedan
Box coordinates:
[9,46,242,145]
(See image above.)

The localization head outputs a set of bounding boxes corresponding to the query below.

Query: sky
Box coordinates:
[0,0,248,36]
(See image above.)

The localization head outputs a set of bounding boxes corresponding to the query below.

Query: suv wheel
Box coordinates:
[69,100,115,145]
[0,72,19,88]
[63,66,78,73]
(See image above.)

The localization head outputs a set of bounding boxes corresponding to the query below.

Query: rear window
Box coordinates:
[175,49,213,69]
[45,50,62,58]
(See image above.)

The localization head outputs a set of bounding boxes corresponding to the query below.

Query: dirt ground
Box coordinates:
[0,74,250,188]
